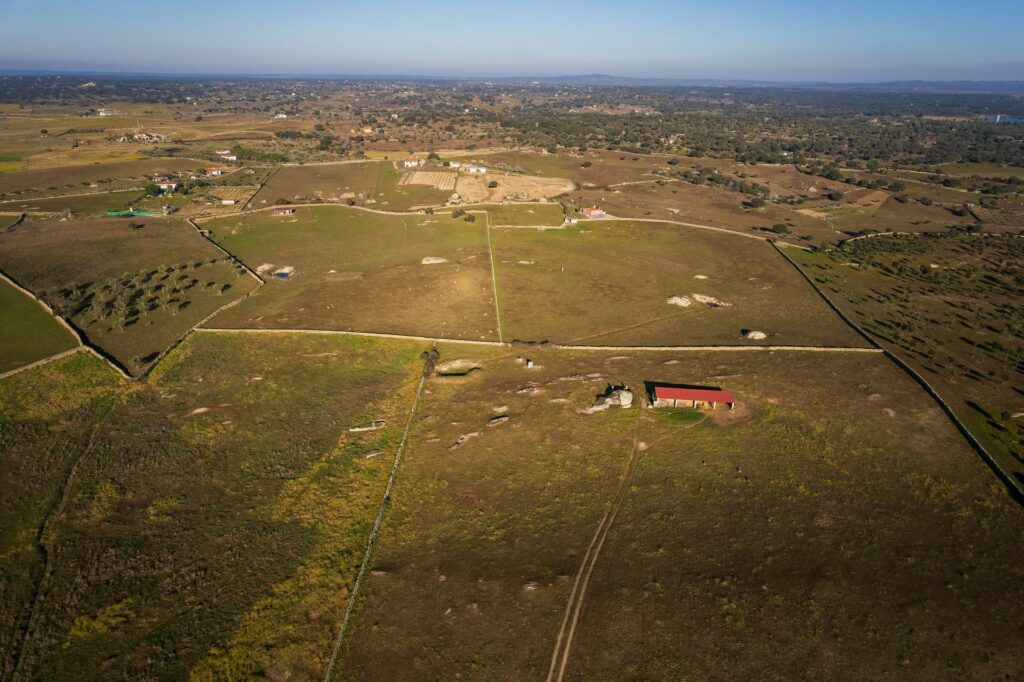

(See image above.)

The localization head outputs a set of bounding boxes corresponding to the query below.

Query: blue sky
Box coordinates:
[1,0,1022,81]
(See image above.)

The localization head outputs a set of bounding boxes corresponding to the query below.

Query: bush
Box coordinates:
[894,195,910,204]
[919,196,933,206]
[487,180,498,188]
[464,214,476,223]
[748,197,766,208]
[827,191,844,201]
[770,224,790,234]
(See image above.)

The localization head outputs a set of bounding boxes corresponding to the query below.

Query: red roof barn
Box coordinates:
[647,382,735,409]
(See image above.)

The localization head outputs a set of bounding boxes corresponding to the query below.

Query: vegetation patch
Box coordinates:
[0,217,258,374]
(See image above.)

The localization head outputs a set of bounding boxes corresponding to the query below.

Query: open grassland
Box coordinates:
[251,162,383,206]
[20,148,147,171]
[482,202,564,226]
[571,181,839,243]
[204,205,498,340]
[340,345,642,680]
[0,158,197,195]
[0,190,142,215]
[826,194,976,235]
[0,217,259,374]
[484,150,660,187]
[563,351,1024,680]
[491,220,868,347]
[0,276,79,374]
[792,234,1024,485]
[340,347,1024,680]
[718,163,856,200]
[1,332,426,680]
[938,162,1024,179]
[455,173,574,204]
[0,352,122,679]
[373,163,451,210]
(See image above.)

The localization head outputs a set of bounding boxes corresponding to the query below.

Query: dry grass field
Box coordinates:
[792,234,1024,487]
[0,190,143,215]
[477,202,565,226]
[339,345,1024,680]
[203,206,499,340]
[491,220,868,347]
[251,162,383,205]
[483,150,662,187]
[0,276,79,373]
[0,332,427,679]
[0,217,258,374]
[0,158,197,195]
[455,173,574,203]
[718,163,856,199]
[570,181,839,243]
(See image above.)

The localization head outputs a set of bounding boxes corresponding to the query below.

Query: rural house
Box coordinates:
[646,382,735,410]
[273,206,295,216]
[464,165,487,174]
[581,206,607,219]
[403,157,424,168]
[155,180,179,192]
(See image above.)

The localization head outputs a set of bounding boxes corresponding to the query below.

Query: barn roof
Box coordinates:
[653,384,734,403]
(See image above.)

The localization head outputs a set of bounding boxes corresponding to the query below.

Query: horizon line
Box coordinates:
[1,68,1023,86]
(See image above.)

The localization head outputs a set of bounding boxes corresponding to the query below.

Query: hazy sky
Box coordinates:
[2,0,1022,81]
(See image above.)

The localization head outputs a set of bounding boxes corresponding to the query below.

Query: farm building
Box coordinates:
[581,206,607,219]
[272,206,295,216]
[448,161,462,169]
[221,199,236,206]
[403,157,424,168]
[465,165,487,174]
[206,168,224,177]
[156,180,179,192]
[218,152,238,162]
[646,382,735,410]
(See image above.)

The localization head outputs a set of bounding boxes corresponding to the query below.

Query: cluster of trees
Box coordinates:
[45,259,241,331]
[673,165,770,198]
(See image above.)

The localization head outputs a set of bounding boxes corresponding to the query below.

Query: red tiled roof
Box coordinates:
[654,386,734,403]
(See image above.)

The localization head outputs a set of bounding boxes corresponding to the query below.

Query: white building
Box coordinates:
[402,157,423,168]
[465,165,487,174]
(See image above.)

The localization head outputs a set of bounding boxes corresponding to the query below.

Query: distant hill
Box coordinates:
[2,69,1022,95]
[488,74,1024,94]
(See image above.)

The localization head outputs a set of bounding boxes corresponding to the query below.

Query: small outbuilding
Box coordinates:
[646,382,735,410]
[272,206,295,216]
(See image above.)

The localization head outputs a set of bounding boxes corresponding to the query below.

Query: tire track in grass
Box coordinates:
[547,408,644,682]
